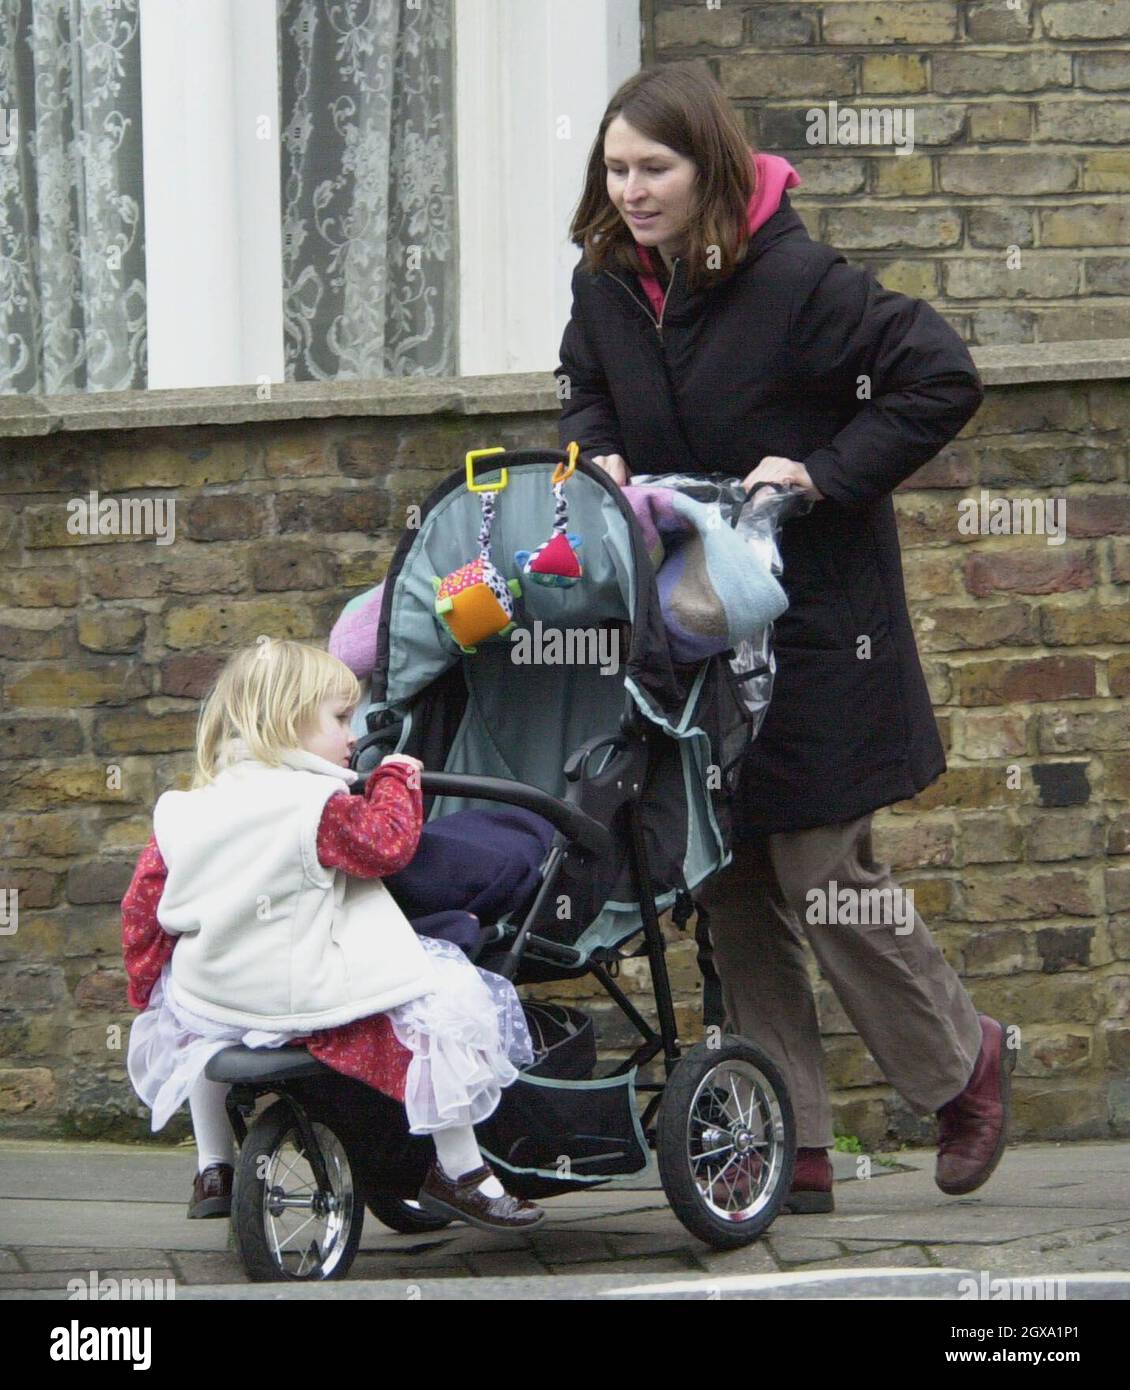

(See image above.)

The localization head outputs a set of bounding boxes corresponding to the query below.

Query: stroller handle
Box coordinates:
[416,770,613,861]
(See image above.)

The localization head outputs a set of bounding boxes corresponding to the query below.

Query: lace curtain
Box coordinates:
[278,0,458,380]
[0,0,146,395]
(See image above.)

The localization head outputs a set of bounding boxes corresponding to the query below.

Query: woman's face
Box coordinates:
[603,115,698,260]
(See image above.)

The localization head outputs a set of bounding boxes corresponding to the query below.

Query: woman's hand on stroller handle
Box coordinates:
[591,453,629,487]
[741,455,824,501]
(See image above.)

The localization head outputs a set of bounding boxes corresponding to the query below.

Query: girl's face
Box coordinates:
[603,115,698,261]
[298,695,356,769]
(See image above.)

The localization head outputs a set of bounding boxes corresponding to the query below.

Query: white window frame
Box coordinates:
[453,0,640,375]
[138,0,639,389]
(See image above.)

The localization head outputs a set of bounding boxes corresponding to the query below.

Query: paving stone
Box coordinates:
[691,1241,780,1276]
[463,1250,552,1277]
[809,1245,934,1270]
[20,1245,174,1272]
[0,1268,173,1292]
[606,1232,695,1258]
[349,1260,469,1284]
[0,1249,23,1272]
[545,1256,690,1276]
[165,1251,246,1284]
[526,1231,616,1264]
[766,1235,846,1265]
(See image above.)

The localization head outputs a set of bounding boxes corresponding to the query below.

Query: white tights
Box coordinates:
[189,1074,503,1197]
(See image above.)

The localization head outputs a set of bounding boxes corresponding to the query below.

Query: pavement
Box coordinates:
[1,1137,1128,1299]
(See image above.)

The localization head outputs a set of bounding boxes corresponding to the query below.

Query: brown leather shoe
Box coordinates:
[416,1161,546,1232]
[935,1015,1016,1196]
[187,1163,233,1219]
[783,1147,834,1214]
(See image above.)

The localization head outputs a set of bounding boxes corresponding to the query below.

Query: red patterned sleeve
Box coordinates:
[315,762,424,878]
[121,835,177,1011]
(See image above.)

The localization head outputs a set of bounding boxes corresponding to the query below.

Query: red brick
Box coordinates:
[963,547,1094,598]
[186,495,270,541]
[1065,495,1130,539]
[159,652,227,699]
[1,868,61,909]
[73,968,130,1012]
[65,860,136,905]
[952,656,1096,705]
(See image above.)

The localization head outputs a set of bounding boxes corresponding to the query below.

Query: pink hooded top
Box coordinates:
[634,150,801,319]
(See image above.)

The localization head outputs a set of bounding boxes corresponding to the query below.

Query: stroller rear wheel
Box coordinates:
[657,1036,795,1249]
[366,1194,453,1234]
[232,1100,365,1281]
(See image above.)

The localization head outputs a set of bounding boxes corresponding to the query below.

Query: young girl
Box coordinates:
[122,638,545,1232]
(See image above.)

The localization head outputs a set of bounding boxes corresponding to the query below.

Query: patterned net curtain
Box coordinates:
[0,0,146,395]
[278,0,458,381]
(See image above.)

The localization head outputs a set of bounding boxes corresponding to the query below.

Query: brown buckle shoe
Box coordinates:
[416,1161,546,1233]
[935,1015,1017,1196]
[187,1163,233,1219]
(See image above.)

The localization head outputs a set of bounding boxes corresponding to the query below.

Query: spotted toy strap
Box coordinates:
[551,480,569,537]
[478,489,496,560]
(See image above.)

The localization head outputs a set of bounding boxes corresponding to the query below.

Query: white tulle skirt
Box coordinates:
[127,936,533,1136]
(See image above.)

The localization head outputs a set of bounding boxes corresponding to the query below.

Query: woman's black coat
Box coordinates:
[555,192,985,836]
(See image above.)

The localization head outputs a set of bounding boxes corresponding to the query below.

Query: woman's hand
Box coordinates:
[741,456,824,500]
[592,453,630,487]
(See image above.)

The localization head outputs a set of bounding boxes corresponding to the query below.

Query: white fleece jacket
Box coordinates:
[152,739,437,1031]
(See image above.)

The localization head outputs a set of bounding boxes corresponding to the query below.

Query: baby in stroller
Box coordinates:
[121,637,555,1233]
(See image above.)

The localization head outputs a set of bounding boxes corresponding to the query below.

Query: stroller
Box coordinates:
[207,446,810,1281]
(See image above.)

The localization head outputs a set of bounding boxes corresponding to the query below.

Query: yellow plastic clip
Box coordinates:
[466,446,508,494]
[552,440,579,486]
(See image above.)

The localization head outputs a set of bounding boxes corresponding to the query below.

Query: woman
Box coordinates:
[555,62,1013,1213]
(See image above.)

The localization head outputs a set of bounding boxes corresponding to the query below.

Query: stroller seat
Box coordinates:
[207,1044,331,1085]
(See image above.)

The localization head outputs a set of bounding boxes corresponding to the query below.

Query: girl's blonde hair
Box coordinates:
[190,639,361,789]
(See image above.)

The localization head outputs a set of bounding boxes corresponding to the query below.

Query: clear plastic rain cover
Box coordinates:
[629,474,813,740]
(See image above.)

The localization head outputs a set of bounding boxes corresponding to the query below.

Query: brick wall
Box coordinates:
[1,366,1128,1149]
[644,0,1130,346]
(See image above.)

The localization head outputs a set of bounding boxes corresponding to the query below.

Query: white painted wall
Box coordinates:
[139,0,284,389]
[454,0,641,376]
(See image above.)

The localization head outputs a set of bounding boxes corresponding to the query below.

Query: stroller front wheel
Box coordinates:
[657,1036,795,1249]
[232,1100,365,1281]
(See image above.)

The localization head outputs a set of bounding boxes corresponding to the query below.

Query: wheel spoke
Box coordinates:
[691,1143,734,1165]
[274,1209,319,1253]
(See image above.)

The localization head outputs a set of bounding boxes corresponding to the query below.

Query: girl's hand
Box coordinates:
[380,753,423,775]
[592,453,630,487]
[741,456,824,500]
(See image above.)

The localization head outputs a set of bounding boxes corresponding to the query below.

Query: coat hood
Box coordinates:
[634,150,801,318]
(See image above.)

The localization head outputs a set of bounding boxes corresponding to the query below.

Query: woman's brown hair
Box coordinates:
[568,60,757,294]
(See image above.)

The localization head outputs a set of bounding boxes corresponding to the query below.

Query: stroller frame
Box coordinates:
[206,449,800,1280]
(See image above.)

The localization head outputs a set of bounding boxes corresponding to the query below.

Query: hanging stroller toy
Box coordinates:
[433,448,522,654]
[515,440,584,587]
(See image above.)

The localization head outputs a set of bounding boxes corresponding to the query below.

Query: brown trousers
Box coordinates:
[696,813,983,1148]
